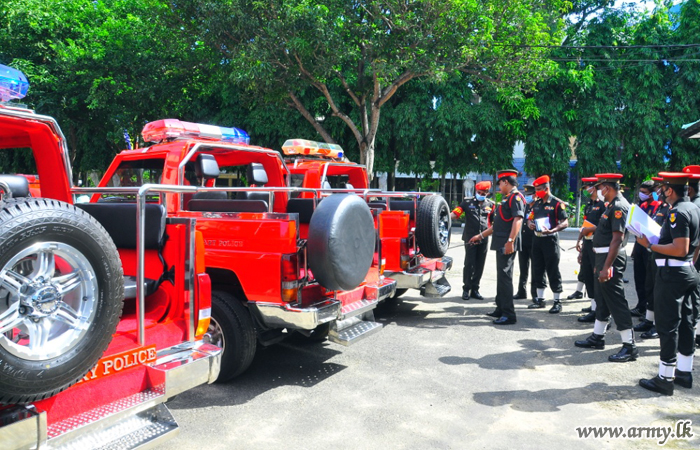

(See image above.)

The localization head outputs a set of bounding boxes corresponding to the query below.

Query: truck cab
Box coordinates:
[0,65,220,450]
[97,119,396,382]
[284,139,453,299]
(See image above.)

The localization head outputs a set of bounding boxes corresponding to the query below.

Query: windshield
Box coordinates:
[102,158,164,202]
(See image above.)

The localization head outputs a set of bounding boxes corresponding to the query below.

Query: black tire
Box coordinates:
[416,195,451,258]
[307,194,375,291]
[0,199,123,405]
[209,290,257,382]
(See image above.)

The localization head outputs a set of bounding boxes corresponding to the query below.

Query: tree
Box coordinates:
[172,0,567,180]
[0,0,220,176]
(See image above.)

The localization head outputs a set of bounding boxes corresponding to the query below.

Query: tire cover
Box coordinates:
[307,194,375,291]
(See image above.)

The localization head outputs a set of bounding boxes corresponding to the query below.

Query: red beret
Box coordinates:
[475,181,491,191]
[683,165,700,174]
[533,175,550,187]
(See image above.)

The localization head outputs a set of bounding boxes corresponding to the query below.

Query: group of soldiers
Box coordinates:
[451,168,700,396]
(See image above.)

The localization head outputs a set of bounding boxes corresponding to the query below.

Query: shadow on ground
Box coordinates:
[167,340,344,409]
[439,337,659,369]
[472,382,656,412]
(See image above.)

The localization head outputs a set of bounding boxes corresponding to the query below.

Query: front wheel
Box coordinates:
[206,290,257,382]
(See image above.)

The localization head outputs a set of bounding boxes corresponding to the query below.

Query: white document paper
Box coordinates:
[535,217,551,232]
[625,204,661,244]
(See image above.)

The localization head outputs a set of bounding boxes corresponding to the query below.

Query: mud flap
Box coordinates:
[420,276,452,298]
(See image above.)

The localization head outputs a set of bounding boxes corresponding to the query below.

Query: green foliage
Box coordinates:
[1,0,700,191]
[171,0,567,178]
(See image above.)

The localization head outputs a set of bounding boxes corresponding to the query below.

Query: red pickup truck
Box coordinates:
[284,139,453,299]
[96,119,396,382]
[0,66,220,449]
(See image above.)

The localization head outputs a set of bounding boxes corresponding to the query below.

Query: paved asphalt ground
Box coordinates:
[166,229,699,450]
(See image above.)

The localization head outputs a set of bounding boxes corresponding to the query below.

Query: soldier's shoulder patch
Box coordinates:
[670,212,676,223]
[516,195,522,202]
[614,210,623,219]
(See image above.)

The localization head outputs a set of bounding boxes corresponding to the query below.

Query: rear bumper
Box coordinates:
[148,341,223,400]
[0,341,222,450]
[250,299,341,331]
[386,255,453,289]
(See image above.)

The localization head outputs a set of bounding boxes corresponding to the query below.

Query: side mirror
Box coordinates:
[247,163,268,185]
[195,154,220,181]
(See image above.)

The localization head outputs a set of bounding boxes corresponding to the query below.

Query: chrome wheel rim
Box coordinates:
[438,209,450,247]
[204,317,225,352]
[0,242,98,361]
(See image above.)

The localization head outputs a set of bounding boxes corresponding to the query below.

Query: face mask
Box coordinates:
[535,190,547,199]
[639,192,650,202]
[475,194,486,201]
[525,195,533,203]
[652,192,659,201]
[597,189,605,202]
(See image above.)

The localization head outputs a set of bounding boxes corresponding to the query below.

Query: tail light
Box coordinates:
[281,253,301,303]
[195,230,206,274]
[195,273,212,338]
[194,231,210,338]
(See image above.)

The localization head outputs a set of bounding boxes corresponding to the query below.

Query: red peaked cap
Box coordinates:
[682,165,700,179]
[475,181,491,191]
[496,169,518,180]
[651,176,663,184]
[658,172,690,185]
[594,173,623,186]
[581,177,598,184]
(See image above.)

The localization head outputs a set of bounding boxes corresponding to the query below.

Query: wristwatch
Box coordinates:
[507,238,514,243]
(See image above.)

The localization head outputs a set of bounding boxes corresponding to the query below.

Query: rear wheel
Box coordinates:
[207,290,256,382]
[0,199,123,404]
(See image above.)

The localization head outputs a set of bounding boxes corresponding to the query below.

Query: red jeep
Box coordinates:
[284,139,453,299]
[0,66,220,449]
[96,119,396,382]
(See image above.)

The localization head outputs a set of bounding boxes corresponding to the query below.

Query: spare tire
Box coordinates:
[0,199,123,404]
[307,194,375,291]
[416,195,451,258]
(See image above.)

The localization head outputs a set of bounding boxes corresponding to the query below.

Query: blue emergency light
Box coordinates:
[0,64,29,102]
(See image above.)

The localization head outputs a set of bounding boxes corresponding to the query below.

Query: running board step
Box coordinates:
[45,389,177,450]
[52,403,179,450]
[420,276,451,298]
[328,316,383,346]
